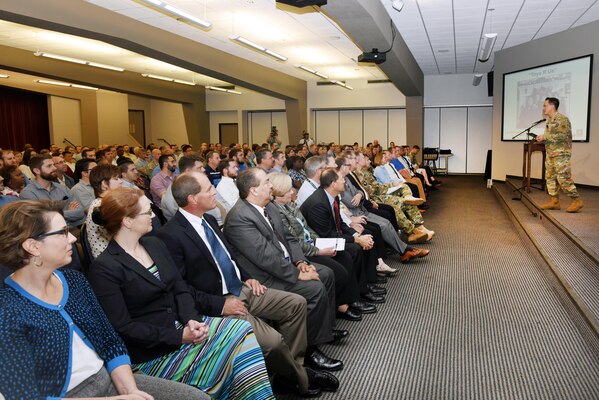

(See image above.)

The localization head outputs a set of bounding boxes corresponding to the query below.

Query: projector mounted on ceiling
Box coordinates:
[276,0,327,7]
[358,48,386,64]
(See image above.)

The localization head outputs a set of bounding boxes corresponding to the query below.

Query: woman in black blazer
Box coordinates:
[89,187,274,400]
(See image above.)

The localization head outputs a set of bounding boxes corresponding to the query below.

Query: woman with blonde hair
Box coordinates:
[89,187,274,400]
[269,172,376,322]
[0,200,204,399]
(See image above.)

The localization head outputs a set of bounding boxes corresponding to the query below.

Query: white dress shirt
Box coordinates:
[215,176,239,212]
[179,208,241,295]
[248,201,290,260]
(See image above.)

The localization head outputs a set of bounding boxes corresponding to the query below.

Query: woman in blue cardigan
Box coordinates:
[0,200,204,399]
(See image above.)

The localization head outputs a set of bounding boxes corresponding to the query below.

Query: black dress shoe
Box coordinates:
[367,284,387,295]
[271,373,321,397]
[376,276,388,284]
[330,329,349,343]
[306,367,340,392]
[349,300,377,314]
[305,347,344,371]
[427,185,439,191]
[336,309,362,321]
[361,292,385,304]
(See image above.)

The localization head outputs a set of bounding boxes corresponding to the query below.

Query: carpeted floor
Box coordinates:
[277,175,599,400]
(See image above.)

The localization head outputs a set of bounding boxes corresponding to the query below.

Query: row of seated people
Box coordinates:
[0,141,441,399]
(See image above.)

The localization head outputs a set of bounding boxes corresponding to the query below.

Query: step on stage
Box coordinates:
[494,178,599,357]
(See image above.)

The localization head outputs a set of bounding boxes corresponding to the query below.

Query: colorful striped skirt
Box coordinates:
[133,316,274,400]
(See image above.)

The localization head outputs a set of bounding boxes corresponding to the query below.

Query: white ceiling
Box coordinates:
[382,0,599,75]
[1,0,599,92]
[85,0,387,82]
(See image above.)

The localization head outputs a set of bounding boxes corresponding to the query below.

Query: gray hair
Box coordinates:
[303,156,324,178]
[172,173,202,208]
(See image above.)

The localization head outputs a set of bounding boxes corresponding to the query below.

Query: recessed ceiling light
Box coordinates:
[437,49,449,53]
[139,0,212,29]
[33,52,125,71]
[230,35,288,61]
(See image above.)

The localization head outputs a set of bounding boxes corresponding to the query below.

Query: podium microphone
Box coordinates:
[532,118,546,125]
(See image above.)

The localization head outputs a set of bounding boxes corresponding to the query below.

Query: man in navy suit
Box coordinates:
[156,171,339,396]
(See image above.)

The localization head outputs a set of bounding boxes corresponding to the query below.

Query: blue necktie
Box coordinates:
[201,219,243,296]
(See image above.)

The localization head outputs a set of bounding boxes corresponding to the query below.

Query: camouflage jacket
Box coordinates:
[354,169,394,200]
[544,112,572,157]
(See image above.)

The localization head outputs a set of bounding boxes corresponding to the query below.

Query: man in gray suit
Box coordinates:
[337,155,410,258]
[224,167,346,372]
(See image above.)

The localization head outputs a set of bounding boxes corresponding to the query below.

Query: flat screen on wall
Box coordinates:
[501,54,592,142]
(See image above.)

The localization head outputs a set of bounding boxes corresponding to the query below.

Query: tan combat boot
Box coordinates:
[540,196,560,210]
[566,197,584,213]
[407,229,428,244]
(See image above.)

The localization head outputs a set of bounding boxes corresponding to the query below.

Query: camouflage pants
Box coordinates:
[545,154,578,198]
[373,186,424,234]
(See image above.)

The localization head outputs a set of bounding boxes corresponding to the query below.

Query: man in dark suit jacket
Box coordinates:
[156,172,338,396]
[302,169,428,267]
[225,168,346,372]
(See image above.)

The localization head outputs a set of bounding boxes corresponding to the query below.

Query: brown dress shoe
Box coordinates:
[400,249,421,263]
[415,248,430,258]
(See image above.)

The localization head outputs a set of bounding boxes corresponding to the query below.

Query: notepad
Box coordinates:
[387,185,402,194]
[315,238,346,251]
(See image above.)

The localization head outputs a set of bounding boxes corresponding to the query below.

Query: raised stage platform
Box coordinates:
[494,178,599,357]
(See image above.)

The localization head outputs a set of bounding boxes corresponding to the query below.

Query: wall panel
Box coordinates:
[314,110,339,144]
[388,109,407,146]
[339,110,363,145]
[440,108,467,173]
[466,107,493,173]
[363,109,388,145]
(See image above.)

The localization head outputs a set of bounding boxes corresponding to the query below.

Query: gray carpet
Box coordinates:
[507,177,599,258]
[278,175,599,400]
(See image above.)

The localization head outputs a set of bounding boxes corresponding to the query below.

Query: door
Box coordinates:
[219,123,239,146]
[128,110,146,147]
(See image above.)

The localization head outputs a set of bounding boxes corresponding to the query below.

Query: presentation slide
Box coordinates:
[502,55,592,142]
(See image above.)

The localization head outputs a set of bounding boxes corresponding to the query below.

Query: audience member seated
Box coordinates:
[21,155,85,228]
[161,154,225,225]
[0,173,19,206]
[149,153,177,208]
[409,145,442,186]
[391,147,429,200]
[118,158,140,189]
[71,158,98,213]
[52,154,75,189]
[0,164,25,197]
[354,153,435,242]
[88,187,275,399]
[255,148,275,173]
[86,164,123,258]
[230,148,248,172]
[215,158,240,212]
[374,150,426,205]
[271,150,286,173]
[397,146,437,192]
[0,200,205,399]
[269,172,376,321]
[156,171,338,396]
[288,156,307,189]
[205,151,222,186]
[296,155,324,207]
[20,148,36,181]
[224,168,346,372]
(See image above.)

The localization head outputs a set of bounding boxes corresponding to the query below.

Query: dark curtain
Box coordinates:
[0,86,50,151]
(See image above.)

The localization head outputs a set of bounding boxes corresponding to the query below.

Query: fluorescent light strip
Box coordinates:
[141,74,196,86]
[140,0,211,29]
[230,35,288,62]
[0,74,9,79]
[298,65,329,79]
[34,52,125,72]
[35,79,98,90]
[206,86,242,95]
[330,80,354,90]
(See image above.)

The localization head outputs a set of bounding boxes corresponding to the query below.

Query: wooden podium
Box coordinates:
[522,142,546,193]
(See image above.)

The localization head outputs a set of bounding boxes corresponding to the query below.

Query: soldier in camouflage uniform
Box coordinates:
[536,97,583,213]
[353,154,435,241]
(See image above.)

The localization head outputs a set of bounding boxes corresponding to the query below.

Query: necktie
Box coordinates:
[201,219,243,296]
[263,208,284,242]
[351,172,369,201]
[333,197,342,232]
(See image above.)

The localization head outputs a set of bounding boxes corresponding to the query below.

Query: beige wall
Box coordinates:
[149,100,189,148]
[493,20,599,186]
[95,91,136,146]
[48,96,82,147]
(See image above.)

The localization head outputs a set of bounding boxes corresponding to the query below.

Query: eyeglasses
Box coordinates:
[137,208,155,217]
[33,226,69,240]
